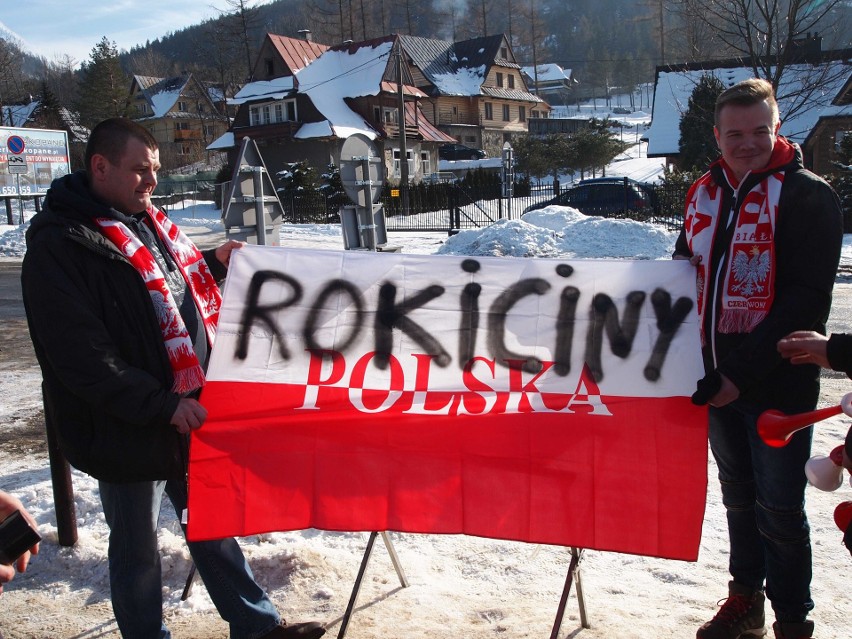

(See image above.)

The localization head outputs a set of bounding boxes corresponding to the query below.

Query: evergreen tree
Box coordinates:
[75,37,130,129]
[837,133,852,168]
[36,81,65,130]
[678,74,724,172]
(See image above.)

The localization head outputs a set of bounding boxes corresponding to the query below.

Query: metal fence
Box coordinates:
[202,173,852,235]
[277,180,691,233]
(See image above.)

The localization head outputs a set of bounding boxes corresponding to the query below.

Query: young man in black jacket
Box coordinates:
[22,118,324,639]
[673,79,843,639]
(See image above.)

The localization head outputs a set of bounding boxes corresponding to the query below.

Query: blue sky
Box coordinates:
[0,1,236,64]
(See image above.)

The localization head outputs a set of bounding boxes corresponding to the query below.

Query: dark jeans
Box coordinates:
[708,402,814,623]
[99,478,281,639]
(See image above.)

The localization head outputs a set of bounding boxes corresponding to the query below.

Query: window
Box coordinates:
[500,46,508,58]
[204,125,215,136]
[496,73,504,88]
[502,104,510,121]
[177,101,187,112]
[484,103,493,120]
[420,150,431,175]
[264,59,274,77]
[519,106,526,122]
[383,107,399,123]
[136,103,148,115]
[178,144,191,155]
[508,75,515,89]
[175,122,190,131]
[249,99,298,126]
[392,149,414,178]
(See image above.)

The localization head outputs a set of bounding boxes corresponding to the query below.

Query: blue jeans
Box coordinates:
[708,402,814,623]
[99,479,281,639]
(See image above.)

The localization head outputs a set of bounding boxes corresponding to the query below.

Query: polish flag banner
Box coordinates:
[187,245,708,560]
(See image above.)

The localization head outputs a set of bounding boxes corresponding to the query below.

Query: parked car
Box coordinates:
[439,143,487,161]
[522,177,659,217]
[611,106,632,114]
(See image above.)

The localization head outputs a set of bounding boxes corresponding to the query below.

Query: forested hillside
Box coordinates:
[1,0,850,130]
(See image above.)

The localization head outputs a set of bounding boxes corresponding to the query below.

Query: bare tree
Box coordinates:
[217,0,264,80]
[0,37,35,125]
[686,0,849,120]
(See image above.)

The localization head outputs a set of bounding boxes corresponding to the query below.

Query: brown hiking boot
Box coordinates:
[772,620,814,639]
[696,581,766,639]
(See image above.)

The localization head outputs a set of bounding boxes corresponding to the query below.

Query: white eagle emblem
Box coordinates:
[730,246,770,297]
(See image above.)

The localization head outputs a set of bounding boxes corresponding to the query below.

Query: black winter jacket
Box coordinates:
[21,171,226,482]
[674,143,843,414]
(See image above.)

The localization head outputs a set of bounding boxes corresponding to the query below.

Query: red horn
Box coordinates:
[757,404,843,448]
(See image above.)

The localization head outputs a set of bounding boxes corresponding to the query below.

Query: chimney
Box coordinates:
[298,29,312,42]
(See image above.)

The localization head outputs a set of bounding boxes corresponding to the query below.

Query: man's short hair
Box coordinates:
[85,118,158,172]
[714,78,779,127]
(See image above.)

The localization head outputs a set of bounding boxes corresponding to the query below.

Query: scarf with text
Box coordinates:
[94,207,221,394]
[683,158,789,343]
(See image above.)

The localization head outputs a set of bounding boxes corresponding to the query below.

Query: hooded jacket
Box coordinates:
[673,139,843,413]
[21,171,226,482]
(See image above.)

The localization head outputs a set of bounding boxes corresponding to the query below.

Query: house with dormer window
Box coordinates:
[398,34,549,156]
[213,33,455,184]
[129,72,230,170]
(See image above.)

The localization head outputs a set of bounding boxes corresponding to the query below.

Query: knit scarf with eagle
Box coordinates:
[95,207,221,394]
[683,137,796,345]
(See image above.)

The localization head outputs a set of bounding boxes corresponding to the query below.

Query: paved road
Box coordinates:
[0,262,24,320]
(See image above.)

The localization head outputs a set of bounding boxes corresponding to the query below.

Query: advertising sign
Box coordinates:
[0,126,70,197]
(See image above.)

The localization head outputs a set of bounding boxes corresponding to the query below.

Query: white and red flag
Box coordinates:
[187,245,707,560]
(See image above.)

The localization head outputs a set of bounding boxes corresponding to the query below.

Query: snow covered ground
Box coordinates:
[2,146,852,638]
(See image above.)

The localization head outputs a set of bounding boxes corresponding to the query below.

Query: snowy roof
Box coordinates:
[1,102,39,127]
[292,39,398,140]
[229,77,296,106]
[207,131,234,150]
[133,74,191,119]
[399,34,531,99]
[430,65,487,96]
[645,62,852,157]
[521,64,573,83]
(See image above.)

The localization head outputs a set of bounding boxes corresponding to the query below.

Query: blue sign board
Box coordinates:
[1,127,70,197]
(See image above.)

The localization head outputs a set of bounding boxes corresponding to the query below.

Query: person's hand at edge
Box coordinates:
[777,330,830,368]
[214,240,244,269]
[0,491,40,594]
[692,371,739,408]
[170,398,208,434]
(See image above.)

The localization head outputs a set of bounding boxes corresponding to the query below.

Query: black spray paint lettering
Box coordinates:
[236,270,303,360]
[487,278,551,374]
[234,261,692,382]
[584,291,646,382]
[458,259,482,368]
[644,288,694,381]
[302,279,364,353]
[374,282,450,370]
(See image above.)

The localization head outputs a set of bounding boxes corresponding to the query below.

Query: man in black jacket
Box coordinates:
[673,79,843,639]
[22,118,324,639]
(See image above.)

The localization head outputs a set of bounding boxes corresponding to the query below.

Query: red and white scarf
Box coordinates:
[95,208,221,394]
[684,163,784,343]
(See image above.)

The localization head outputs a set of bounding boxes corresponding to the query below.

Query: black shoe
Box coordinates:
[696,581,766,639]
[259,621,326,639]
[772,620,814,639]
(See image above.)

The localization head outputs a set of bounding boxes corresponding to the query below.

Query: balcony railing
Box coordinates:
[174,130,202,141]
[437,113,481,126]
